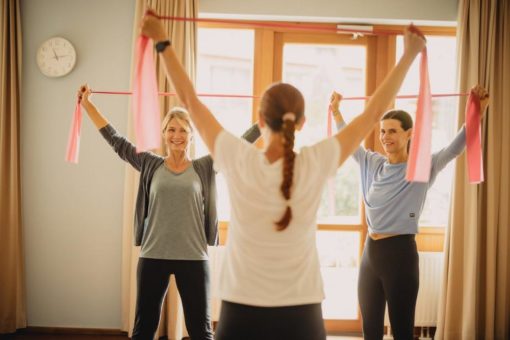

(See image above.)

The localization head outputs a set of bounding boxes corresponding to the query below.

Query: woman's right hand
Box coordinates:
[76,84,109,129]
[141,10,168,42]
[403,24,426,57]
[77,84,93,110]
[330,91,345,123]
[330,91,342,111]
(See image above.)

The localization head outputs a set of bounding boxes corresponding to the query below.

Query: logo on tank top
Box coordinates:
[409,213,415,218]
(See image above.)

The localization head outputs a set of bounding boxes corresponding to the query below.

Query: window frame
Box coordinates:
[198,21,456,333]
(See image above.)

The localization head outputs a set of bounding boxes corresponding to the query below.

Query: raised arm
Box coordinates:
[430,84,489,178]
[334,25,426,167]
[78,84,144,170]
[330,91,365,163]
[141,11,223,157]
[78,84,109,129]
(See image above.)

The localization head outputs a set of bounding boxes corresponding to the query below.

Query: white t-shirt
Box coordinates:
[214,130,341,307]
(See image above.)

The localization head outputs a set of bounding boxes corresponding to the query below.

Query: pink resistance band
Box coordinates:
[132,35,161,152]
[65,100,82,163]
[465,91,483,183]
[65,36,162,163]
[406,48,433,182]
[326,106,335,214]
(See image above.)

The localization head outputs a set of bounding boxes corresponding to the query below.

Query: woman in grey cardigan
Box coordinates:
[77,84,260,340]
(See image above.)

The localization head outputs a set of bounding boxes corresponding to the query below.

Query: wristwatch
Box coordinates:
[155,40,171,53]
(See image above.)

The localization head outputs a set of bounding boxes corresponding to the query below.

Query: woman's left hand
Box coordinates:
[471,84,489,120]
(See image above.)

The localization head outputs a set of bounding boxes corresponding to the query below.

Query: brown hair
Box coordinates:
[259,83,305,231]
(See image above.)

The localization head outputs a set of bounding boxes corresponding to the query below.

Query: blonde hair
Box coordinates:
[161,107,193,133]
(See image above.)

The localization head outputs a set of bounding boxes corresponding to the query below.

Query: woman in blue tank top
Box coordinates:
[331,86,488,340]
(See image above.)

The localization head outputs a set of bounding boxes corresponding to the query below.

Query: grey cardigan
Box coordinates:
[99,124,261,247]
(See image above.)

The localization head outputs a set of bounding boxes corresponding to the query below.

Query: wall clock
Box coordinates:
[36,37,77,77]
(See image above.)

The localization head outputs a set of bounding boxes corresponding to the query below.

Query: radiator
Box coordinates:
[384,251,444,339]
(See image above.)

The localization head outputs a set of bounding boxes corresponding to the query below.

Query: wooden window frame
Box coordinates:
[198,21,456,334]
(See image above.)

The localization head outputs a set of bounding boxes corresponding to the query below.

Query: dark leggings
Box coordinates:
[131,258,213,340]
[215,301,326,340]
[358,234,419,340]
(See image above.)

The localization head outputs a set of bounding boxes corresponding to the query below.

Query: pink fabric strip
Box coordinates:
[327,105,333,137]
[465,92,484,183]
[326,105,335,215]
[132,36,161,152]
[406,48,432,182]
[90,90,468,101]
[65,99,82,163]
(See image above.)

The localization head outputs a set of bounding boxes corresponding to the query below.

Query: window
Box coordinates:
[281,42,366,223]
[195,28,255,220]
[196,22,456,332]
[278,35,368,323]
[317,231,360,319]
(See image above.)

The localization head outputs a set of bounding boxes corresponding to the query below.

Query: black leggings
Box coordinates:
[215,301,326,340]
[131,258,213,340]
[358,234,419,340]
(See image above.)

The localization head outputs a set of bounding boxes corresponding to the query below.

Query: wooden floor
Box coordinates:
[0,334,130,340]
[1,326,365,340]
[1,335,128,340]
[0,330,131,340]
[1,334,362,340]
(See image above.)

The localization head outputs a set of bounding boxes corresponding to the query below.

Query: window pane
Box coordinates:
[196,28,254,220]
[395,36,458,226]
[281,44,366,223]
[317,231,360,319]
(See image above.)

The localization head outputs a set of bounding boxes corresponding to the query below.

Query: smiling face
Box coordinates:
[379,119,412,155]
[161,108,193,156]
[163,117,192,153]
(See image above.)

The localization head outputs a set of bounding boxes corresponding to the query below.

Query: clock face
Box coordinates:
[36,37,76,77]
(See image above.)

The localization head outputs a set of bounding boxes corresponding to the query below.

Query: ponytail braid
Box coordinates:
[259,83,304,230]
[275,116,296,231]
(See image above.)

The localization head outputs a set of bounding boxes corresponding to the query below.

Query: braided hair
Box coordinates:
[259,83,305,231]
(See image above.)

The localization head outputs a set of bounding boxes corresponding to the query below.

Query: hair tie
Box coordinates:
[282,112,296,122]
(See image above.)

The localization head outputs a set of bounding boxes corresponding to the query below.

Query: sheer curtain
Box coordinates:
[436,1,510,339]
[122,1,198,338]
[0,0,26,334]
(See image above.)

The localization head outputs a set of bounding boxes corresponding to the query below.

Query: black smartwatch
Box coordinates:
[155,40,171,53]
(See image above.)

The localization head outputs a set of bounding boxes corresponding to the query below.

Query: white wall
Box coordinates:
[200,0,458,25]
[19,0,457,331]
[21,0,135,329]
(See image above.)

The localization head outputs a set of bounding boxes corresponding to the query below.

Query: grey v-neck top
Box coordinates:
[140,164,208,260]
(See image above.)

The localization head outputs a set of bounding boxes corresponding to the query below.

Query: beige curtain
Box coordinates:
[436,0,510,339]
[0,0,26,334]
[122,1,198,339]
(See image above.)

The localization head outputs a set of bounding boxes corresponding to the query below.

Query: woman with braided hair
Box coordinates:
[141,10,425,340]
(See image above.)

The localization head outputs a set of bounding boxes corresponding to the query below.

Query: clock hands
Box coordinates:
[52,48,60,61]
